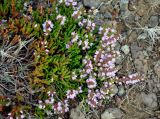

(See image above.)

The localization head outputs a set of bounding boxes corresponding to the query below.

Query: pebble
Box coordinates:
[154,60,160,78]
[125,13,135,24]
[101,108,124,119]
[149,15,159,27]
[82,0,103,8]
[110,84,119,96]
[136,4,146,17]
[121,45,130,55]
[120,0,129,17]
[104,12,112,19]
[117,85,126,96]
[140,92,158,109]
[70,105,89,119]
[128,31,138,43]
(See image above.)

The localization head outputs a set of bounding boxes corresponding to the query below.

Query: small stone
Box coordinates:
[117,85,126,96]
[70,105,89,119]
[100,5,107,13]
[136,7,145,16]
[154,60,160,78]
[120,0,129,11]
[128,31,138,43]
[101,108,124,119]
[121,45,130,55]
[120,0,129,17]
[115,55,124,65]
[140,92,158,109]
[104,12,112,19]
[125,13,135,24]
[128,4,136,11]
[101,111,114,119]
[149,15,159,27]
[82,0,103,8]
[110,84,118,96]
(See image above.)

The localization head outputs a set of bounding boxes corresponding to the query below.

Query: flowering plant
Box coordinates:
[0,0,144,118]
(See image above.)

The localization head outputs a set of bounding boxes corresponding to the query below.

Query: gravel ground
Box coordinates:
[70,0,160,119]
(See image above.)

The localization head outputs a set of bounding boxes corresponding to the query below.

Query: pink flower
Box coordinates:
[86,77,97,88]
[66,89,78,99]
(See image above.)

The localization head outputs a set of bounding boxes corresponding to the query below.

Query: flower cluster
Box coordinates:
[86,76,97,89]
[66,32,79,48]
[53,100,69,114]
[38,91,56,110]
[78,19,96,31]
[42,20,54,35]
[71,71,77,80]
[86,88,106,108]
[119,73,144,85]
[64,0,77,6]
[66,89,78,99]
[72,7,82,19]
[41,40,49,54]
[86,90,98,108]
[83,58,93,74]
[66,86,82,99]
[45,91,55,104]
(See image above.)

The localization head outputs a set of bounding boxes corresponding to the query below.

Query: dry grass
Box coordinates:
[0,37,34,102]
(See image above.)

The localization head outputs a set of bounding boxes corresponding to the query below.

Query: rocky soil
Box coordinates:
[70,0,160,119]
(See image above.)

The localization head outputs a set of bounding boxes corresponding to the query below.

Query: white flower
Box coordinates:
[59,0,63,3]
[71,32,78,42]
[42,20,53,33]
[78,40,82,46]
[21,115,25,119]
[38,104,43,109]
[56,14,66,25]
[34,24,38,28]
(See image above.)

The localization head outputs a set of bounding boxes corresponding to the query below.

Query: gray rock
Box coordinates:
[115,55,124,64]
[104,12,112,19]
[144,0,150,3]
[117,85,126,96]
[110,84,118,96]
[101,108,124,119]
[125,13,135,23]
[121,45,130,55]
[140,92,158,109]
[120,0,129,17]
[70,105,89,119]
[82,0,104,8]
[149,15,159,27]
[131,43,149,76]
[154,60,160,78]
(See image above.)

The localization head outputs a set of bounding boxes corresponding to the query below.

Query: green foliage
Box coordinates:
[0,0,25,18]
[0,0,11,18]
